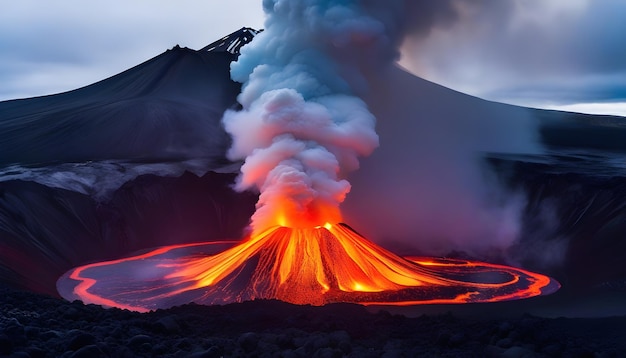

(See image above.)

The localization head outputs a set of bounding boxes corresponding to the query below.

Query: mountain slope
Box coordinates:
[0,47,240,167]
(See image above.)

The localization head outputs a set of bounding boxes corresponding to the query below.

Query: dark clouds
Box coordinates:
[398,0,626,109]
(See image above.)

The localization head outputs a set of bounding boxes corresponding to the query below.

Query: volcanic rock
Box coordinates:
[23,280,587,357]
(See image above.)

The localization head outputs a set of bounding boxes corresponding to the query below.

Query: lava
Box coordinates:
[57,224,559,312]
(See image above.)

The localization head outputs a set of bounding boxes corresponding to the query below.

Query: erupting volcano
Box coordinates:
[57,1,561,311]
[58,223,558,312]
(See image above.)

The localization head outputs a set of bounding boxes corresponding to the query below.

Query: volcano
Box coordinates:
[58,223,557,312]
[1,28,626,316]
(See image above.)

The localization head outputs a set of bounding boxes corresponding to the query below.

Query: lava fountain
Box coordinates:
[58,1,560,311]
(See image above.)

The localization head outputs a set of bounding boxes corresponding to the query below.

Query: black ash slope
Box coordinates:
[0,31,252,295]
[0,172,256,296]
[0,45,239,167]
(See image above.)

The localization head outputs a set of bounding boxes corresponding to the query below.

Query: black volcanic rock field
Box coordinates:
[2,284,625,357]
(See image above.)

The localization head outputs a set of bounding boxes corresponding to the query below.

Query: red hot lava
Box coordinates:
[58,223,559,312]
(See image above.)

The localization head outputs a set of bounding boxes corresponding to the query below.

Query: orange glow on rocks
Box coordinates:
[57,224,559,312]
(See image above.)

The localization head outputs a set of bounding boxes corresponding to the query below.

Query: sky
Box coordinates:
[398,0,626,116]
[1,0,625,116]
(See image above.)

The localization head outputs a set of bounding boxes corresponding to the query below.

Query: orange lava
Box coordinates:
[57,224,559,312]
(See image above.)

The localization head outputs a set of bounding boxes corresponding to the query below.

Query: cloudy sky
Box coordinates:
[1,0,625,116]
[0,1,264,100]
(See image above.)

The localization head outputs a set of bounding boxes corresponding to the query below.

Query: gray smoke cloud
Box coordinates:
[223,0,394,234]
[225,0,544,260]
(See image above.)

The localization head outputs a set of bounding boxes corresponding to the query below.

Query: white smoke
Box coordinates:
[223,0,388,234]
[224,0,543,260]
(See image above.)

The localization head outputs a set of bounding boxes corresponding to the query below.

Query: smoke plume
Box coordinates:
[223,0,393,234]
[224,0,543,260]
[340,2,547,259]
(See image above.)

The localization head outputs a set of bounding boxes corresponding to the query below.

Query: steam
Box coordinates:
[223,0,391,234]
[342,60,541,260]
[224,0,545,261]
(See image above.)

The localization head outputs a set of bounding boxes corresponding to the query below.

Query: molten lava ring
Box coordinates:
[57,224,559,312]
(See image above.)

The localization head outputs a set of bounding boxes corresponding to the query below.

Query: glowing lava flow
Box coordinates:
[57,224,559,312]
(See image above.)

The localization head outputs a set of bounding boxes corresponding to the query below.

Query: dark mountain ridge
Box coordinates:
[0,47,240,167]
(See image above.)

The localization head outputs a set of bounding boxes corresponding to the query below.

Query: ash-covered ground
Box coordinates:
[2,283,626,358]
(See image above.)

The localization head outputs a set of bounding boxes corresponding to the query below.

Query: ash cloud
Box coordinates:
[225,0,546,261]
[339,1,564,260]
[223,0,389,234]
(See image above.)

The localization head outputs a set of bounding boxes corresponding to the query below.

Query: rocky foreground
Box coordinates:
[1,285,625,357]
